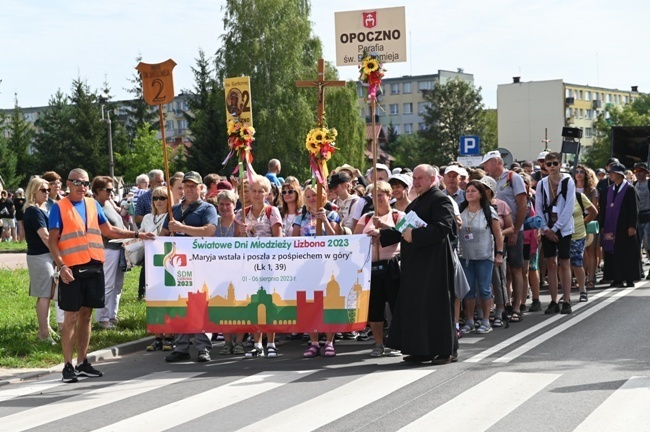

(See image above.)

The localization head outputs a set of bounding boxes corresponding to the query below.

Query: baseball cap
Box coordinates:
[537,151,549,161]
[595,168,606,175]
[480,150,501,166]
[607,158,620,166]
[216,180,233,190]
[15,188,24,194]
[609,163,626,176]
[444,165,464,175]
[183,171,202,184]
[367,163,391,177]
[479,176,497,194]
[328,172,351,188]
[388,173,413,189]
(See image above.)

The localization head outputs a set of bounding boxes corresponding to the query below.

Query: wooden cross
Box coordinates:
[296,58,345,235]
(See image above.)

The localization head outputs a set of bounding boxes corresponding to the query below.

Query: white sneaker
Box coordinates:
[99,321,115,329]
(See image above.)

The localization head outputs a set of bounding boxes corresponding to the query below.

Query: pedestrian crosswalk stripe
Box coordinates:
[0,377,63,403]
[0,371,201,432]
[574,376,650,432]
[236,369,434,432]
[91,370,318,432]
[465,288,615,363]
[493,286,638,363]
[398,372,559,432]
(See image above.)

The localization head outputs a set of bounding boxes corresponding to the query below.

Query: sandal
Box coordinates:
[244,347,265,358]
[303,345,321,358]
[493,318,503,328]
[266,346,278,358]
[322,343,336,357]
[586,280,595,289]
[510,312,523,323]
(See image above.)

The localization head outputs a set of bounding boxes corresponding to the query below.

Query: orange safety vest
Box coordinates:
[57,197,105,267]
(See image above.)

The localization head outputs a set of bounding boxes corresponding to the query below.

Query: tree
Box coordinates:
[115,123,168,181]
[32,90,75,177]
[122,54,159,145]
[68,78,109,176]
[419,78,487,166]
[216,0,329,179]
[388,133,426,169]
[5,96,35,187]
[185,49,228,176]
[322,81,366,172]
[583,101,650,169]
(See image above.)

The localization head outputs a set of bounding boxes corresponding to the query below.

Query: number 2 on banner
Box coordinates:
[136,59,177,106]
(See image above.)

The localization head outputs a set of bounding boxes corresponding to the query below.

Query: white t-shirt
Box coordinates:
[236,205,283,237]
[335,195,360,230]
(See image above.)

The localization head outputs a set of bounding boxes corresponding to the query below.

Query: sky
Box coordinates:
[1,0,648,110]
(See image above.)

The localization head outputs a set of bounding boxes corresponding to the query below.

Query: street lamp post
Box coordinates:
[98,92,115,178]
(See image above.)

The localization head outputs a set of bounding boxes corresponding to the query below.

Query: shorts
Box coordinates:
[1,218,15,228]
[58,262,105,312]
[368,259,399,322]
[570,237,586,267]
[541,233,571,260]
[523,244,539,270]
[505,231,524,268]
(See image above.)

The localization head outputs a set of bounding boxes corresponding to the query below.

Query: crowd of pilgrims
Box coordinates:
[3,151,646,364]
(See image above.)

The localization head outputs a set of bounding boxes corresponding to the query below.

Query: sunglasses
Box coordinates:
[545,161,560,167]
[281,189,296,195]
[575,169,586,174]
[68,179,90,187]
[101,188,114,193]
[38,188,49,193]
[152,196,168,201]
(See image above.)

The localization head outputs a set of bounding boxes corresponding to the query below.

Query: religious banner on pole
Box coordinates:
[334,6,407,66]
[144,235,372,334]
[224,76,253,127]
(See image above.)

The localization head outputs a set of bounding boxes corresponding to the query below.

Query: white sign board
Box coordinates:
[457,156,483,168]
[334,6,407,66]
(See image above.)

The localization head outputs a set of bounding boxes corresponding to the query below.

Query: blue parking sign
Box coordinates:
[460,136,480,155]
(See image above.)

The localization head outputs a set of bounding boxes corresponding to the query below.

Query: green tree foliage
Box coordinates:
[115,123,171,181]
[123,54,159,144]
[322,81,366,172]
[3,97,34,187]
[387,133,426,169]
[216,0,332,179]
[32,90,74,177]
[583,98,650,169]
[68,78,109,176]
[420,78,488,165]
[482,108,498,152]
[185,49,228,176]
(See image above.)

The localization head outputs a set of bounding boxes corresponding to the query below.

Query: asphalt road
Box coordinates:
[0,278,648,432]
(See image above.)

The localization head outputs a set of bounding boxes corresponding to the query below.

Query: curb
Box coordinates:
[0,336,154,387]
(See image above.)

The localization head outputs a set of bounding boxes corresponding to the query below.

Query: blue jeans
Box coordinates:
[638,221,650,252]
[461,258,494,300]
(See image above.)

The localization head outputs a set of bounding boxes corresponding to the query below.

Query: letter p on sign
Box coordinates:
[460,135,480,156]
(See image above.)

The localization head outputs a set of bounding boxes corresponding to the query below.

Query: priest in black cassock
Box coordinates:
[373,164,458,364]
[600,163,642,287]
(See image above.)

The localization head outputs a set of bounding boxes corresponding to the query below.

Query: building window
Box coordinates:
[566,89,571,97]
[418,81,434,92]
[585,91,591,101]
[579,109,584,119]
[404,123,413,134]
[578,90,583,100]
[357,86,364,98]
[419,122,427,131]
[625,96,629,103]
[403,103,413,114]
[178,119,188,130]
[23,113,35,122]
[166,121,174,131]
[606,94,611,103]
[393,125,400,134]
[586,109,592,120]
[585,128,593,138]
[389,104,399,115]
[418,102,429,115]
[403,82,412,93]
[390,83,400,94]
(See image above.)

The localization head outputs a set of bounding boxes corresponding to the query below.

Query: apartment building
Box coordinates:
[357,70,475,135]
[498,78,642,161]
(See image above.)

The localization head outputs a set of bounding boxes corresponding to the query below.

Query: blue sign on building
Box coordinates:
[460,136,480,156]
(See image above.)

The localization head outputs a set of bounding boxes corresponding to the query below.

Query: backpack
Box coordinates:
[359,195,374,215]
[245,205,274,220]
[541,177,571,226]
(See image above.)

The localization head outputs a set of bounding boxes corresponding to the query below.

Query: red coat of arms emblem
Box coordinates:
[362,11,377,29]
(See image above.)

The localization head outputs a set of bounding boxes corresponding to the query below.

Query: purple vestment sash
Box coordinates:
[603,181,628,253]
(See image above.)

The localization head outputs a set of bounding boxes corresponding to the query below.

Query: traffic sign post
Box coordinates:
[460,135,480,156]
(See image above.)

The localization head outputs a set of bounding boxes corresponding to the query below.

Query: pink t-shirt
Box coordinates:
[236,205,283,237]
[494,199,511,230]
[357,210,404,261]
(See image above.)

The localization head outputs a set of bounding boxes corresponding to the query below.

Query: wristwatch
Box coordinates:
[134,231,139,239]
[496,250,505,255]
